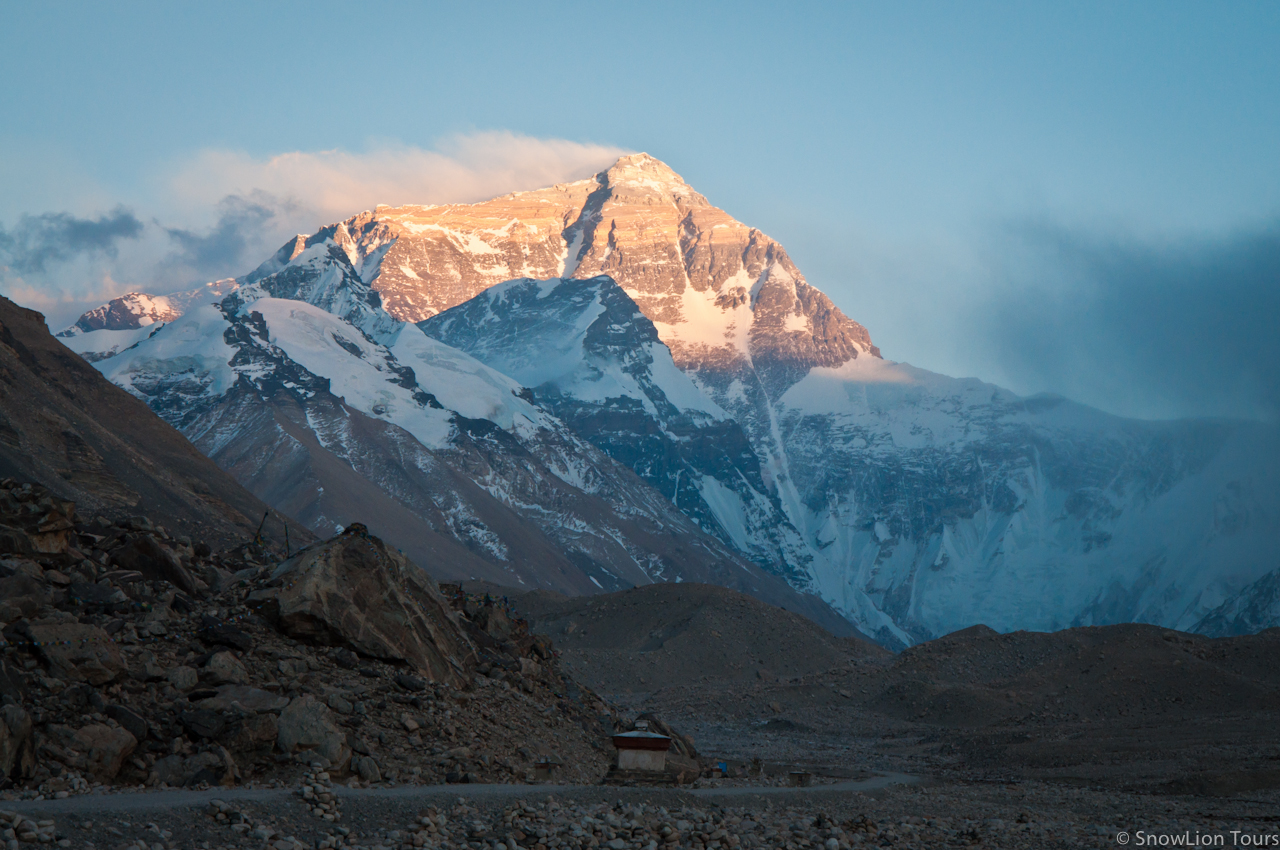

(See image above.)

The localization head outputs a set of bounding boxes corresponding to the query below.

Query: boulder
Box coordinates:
[230,712,278,749]
[180,709,225,739]
[71,723,136,779]
[167,665,199,691]
[197,616,254,652]
[28,622,123,685]
[0,703,34,780]
[0,660,27,703]
[104,705,149,741]
[0,574,49,622]
[251,526,475,684]
[276,695,349,770]
[196,685,289,714]
[0,525,33,555]
[204,651,249,685]
[152,750,232,787]
[353,754,382,783]
[109,533,201,595]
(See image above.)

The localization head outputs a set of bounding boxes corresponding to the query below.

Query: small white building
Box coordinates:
[612,728,672,772]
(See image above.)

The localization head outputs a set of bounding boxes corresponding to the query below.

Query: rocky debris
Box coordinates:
[25,621,125,685]
[297,767,342,822]
[205,795,337,850]
[0,809,62,846]
[375,799,884,850]
[0,479,634,799]
[249,526,475,686]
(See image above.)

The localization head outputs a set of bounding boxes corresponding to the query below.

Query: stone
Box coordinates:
[326,694,353,715]
[180,709,225,739]
[28,622,123,685]
[173,751,226,787]
[353,755,382,783]
[394,673,427,692]
[276,695,349,770]
[231,713,278,749]
[204,651,249,685]
[196,685,289,714]
[104,705,149,741]
[71,723,136,779]
[66,580,118,608]
[197,616,254,652]
[0,576,49,621]
[0,525,33,556]
[277,658,308,678]
[167,666,199,692]
[151,753,187,786]
[108,533,201,595]
[250,530,475,685]
[0,703,33,780]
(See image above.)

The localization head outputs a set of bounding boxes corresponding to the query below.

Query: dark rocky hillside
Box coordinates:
[0,296,296,550]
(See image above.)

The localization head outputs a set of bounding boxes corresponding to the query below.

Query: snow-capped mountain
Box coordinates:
[419,275,811,576]
[60,153,1280,646]
[59,236,855,634]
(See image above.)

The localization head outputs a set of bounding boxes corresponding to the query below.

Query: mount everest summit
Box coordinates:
[59,154,1280,647]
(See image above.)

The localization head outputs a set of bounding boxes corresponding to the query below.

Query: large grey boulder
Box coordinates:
[250,525,475,685]
[0,703,33,780]
[276,695,349,770]
[71,723,136,780]
[29,621,124,685]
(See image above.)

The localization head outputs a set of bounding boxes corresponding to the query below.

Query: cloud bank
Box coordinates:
[0,208,143,274]
[0,132,629,329]
[967,220,1280,422]
[165,132,628,226]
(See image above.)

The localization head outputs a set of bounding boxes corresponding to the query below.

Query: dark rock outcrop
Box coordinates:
[249,524,476,685]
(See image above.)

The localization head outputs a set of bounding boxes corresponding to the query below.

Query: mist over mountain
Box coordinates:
[59,154,1280,648]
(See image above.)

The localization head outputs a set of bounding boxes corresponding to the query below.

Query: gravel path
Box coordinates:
[5,774,1277,850]
[1,772,921,817]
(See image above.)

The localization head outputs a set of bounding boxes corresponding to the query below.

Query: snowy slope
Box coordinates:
[62,237,856,633]
[59,152,1280,645]
[420,276,816,572]
[769,357,1280,646]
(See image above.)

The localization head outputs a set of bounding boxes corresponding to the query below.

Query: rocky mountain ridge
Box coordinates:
[56,237,855,636]
[57,154,1280,647]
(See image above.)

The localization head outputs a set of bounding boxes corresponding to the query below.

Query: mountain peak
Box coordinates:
[604,153,687,185]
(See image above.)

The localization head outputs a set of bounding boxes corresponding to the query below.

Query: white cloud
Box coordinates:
[164,132,630,226]
[2,132,630,330]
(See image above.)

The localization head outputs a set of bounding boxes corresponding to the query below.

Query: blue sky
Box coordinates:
[2,1,1278,420]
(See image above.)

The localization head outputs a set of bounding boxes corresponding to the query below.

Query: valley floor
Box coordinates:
[7,773,1280,850]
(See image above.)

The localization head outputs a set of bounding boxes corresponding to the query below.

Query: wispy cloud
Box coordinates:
[0,132,629,329]
[162,191,297,281]
[0,207,143,274]
[165,132,629,224]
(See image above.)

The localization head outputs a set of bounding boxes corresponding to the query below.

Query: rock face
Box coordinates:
[28,622,124,685]
[0,294,295,551]
[61,235,856,634]
[1194,566,1280,637]
[58,154,1280,644]
[0,476,657,793]
[251,524,476,685]
[63,293,181,335]
[420,276,809,579]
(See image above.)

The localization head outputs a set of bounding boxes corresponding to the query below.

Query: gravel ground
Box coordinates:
[5,776,1280,850]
